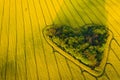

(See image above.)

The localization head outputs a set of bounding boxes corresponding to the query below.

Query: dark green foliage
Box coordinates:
[46,24,109,68]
